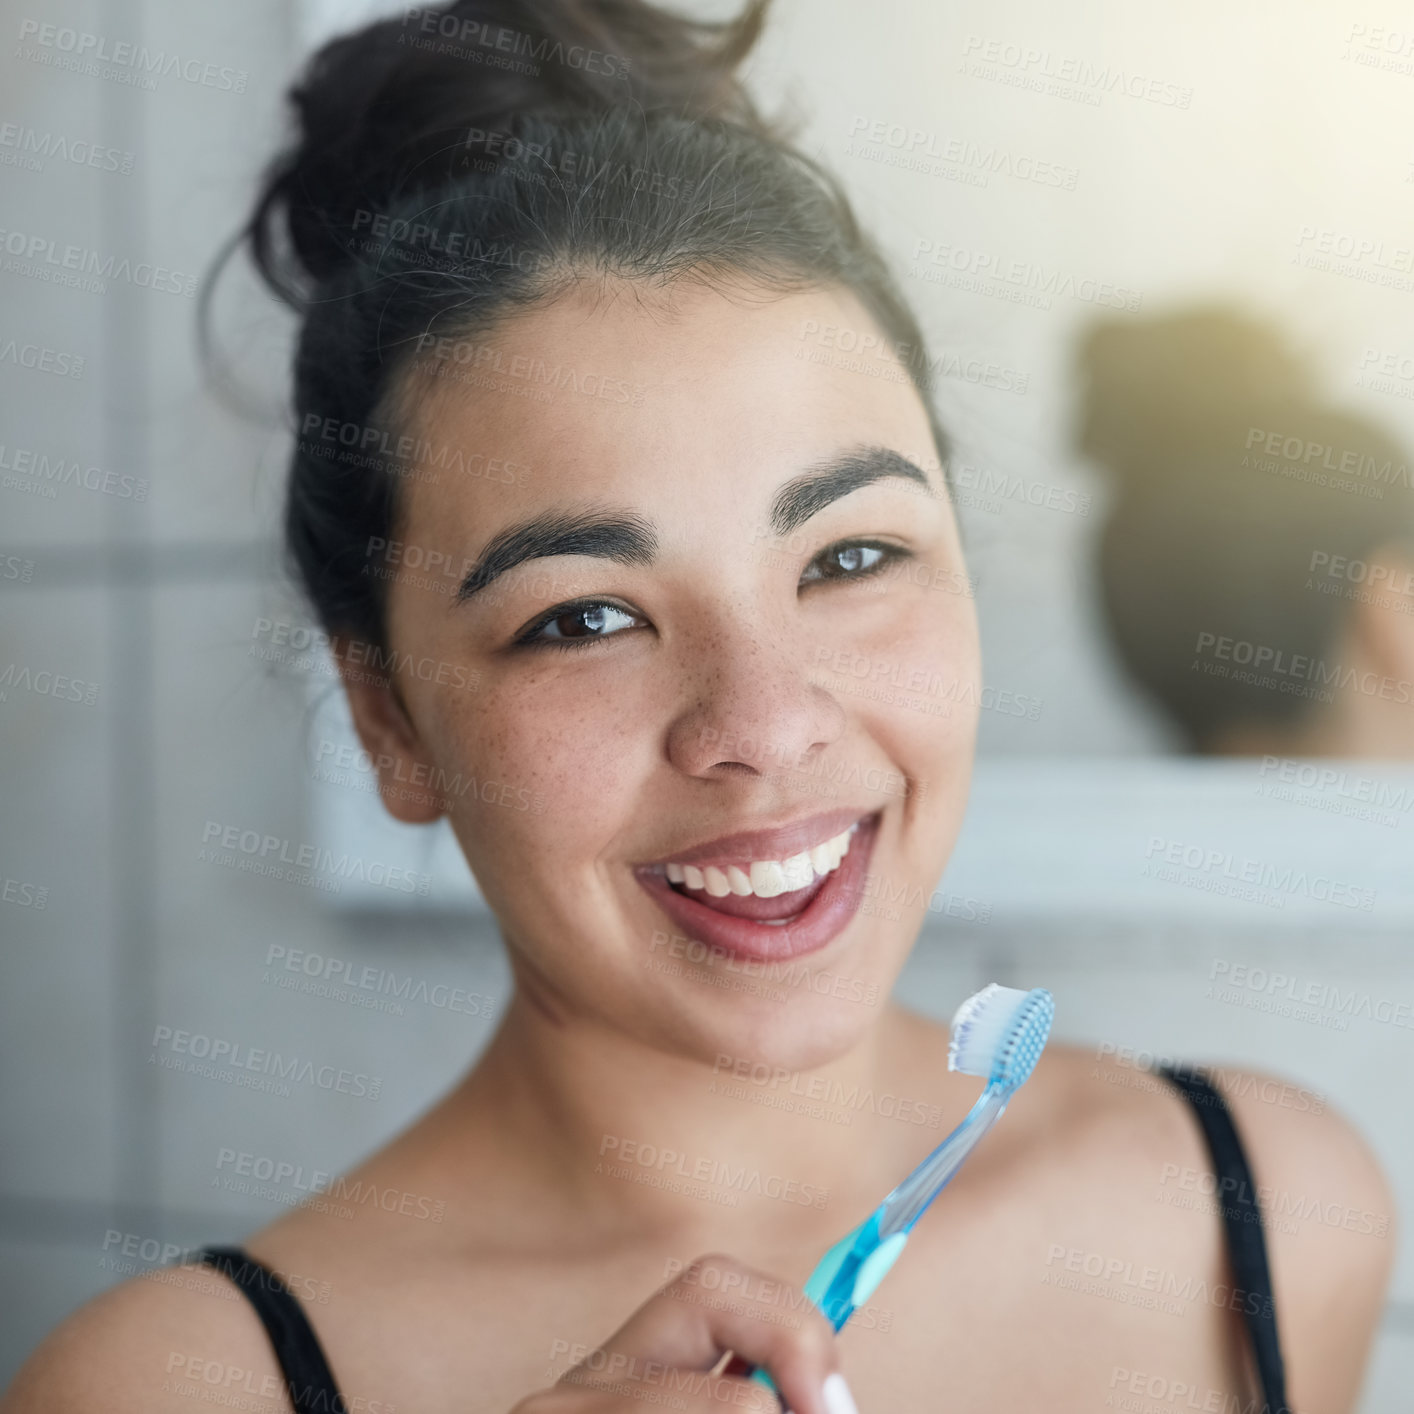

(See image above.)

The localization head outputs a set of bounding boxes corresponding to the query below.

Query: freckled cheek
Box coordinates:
[838,586,979,682]
[856,597,979,785]
[434,680,646,854]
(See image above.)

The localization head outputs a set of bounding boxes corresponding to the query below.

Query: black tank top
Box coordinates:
[191,1063,1291,1413]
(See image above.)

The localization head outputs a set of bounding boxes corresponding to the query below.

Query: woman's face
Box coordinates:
[365,276,980,1070]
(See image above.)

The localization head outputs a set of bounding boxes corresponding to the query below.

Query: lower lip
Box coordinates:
[633,812,882,963]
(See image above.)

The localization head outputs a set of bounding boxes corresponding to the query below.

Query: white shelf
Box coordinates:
[946,757,1414,929]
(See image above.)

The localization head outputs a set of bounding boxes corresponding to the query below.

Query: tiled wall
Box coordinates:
[3,1,1410,1408]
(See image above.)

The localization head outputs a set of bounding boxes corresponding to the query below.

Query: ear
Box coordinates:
[1345,542,1414,683]
[331,633,445,825]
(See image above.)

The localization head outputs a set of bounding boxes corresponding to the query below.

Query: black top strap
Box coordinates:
[195,1245,348,1414]
[1156,1065,1293,1414]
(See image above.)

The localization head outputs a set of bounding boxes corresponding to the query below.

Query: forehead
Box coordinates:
[393,277,937,538]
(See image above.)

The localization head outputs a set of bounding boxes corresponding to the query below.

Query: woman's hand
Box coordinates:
[509,1253,859,1414]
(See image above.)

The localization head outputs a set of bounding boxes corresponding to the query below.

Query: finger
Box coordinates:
[589,1253,842,1414]
[558,1363,781,1412]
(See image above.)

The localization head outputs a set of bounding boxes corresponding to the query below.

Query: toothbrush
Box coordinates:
[742,983,1054,1398]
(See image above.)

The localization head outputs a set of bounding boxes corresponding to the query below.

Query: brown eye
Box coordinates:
[516,600,642,650]
[832,544,883,575]
[800,539,908,585]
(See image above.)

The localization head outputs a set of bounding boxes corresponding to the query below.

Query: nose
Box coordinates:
[665,615,848,780]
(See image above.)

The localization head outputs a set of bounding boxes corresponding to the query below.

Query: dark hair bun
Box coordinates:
[1073,306,1317,488]
[217,0,944,652]
[247,0,773,303]
[1072,303,1414,747]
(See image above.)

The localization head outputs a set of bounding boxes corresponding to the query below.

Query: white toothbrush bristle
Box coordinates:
[948,983,1054,1086]
[948,984,1021,1076]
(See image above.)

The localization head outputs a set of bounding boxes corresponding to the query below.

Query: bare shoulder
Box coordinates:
[1,1261,286,1414]
[1001,1040,1227,1207]
[1035,1043,1394,1410]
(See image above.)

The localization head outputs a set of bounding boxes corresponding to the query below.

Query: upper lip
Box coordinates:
[635,805,881,872]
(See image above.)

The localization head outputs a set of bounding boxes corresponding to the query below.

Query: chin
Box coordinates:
[632,943,901,1075]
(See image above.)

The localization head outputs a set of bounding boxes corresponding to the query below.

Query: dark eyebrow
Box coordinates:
[454,508,658,603]
[453,444,935,604]
[770,445,935,538]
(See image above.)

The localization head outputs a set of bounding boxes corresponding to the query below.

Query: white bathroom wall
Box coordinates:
[2,0,1412,1406]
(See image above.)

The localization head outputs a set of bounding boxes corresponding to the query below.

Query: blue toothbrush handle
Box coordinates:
[745,1215,908,1398]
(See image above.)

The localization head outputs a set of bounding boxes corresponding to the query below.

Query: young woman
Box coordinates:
[3,3,1394,1411]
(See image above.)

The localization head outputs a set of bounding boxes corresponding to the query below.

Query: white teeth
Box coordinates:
[779,850,815,891]
[749,859,789,898]
[663,820,866,900]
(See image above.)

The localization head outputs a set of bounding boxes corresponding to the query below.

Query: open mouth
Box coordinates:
[633,810,883,963]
